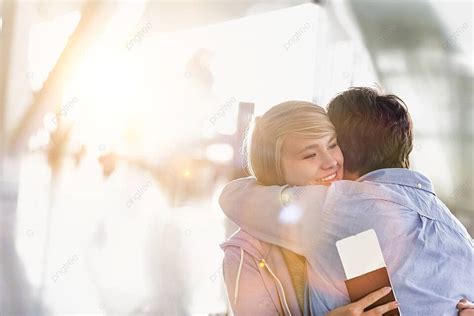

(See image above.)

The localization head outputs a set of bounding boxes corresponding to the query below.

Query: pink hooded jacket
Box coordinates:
[220,229,309,315]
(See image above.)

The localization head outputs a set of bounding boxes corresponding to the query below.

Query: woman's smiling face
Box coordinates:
[281,134,344,186]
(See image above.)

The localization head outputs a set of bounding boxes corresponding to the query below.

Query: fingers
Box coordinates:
[356,286,392,308]
[365,301,399,316]
[458,299,474,310]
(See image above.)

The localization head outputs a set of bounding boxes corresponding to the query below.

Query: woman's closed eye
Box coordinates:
[304,153,317,159]
[328,142,338,149]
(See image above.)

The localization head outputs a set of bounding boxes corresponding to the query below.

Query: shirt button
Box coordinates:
[417,183,422,189]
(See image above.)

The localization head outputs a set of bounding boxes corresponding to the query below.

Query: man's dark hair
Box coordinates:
[327,86,413,176]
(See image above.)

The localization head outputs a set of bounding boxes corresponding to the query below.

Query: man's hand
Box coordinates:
[458,299,474,316]
[326,287,399,316]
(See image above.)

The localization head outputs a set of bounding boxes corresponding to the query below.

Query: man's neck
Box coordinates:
[344,171,360,180]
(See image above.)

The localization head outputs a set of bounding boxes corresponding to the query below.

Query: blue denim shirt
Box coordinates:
[220,168,474,315]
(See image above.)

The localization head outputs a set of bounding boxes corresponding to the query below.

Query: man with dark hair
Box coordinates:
[219,87,473,315]
[327,87,413,176]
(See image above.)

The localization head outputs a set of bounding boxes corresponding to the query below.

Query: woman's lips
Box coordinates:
[315,172,337,182]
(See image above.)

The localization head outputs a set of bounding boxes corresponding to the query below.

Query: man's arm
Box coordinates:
[219,177,330,255]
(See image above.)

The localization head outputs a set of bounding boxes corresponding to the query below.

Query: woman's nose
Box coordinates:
[320,152,337,169]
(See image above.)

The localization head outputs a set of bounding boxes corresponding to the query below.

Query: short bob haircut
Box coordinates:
[245,101,336,185]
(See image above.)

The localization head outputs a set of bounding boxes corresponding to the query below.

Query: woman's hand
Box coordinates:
[326,286,399,316]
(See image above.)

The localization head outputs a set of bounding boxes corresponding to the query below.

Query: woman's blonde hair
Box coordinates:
[245,101,336,185]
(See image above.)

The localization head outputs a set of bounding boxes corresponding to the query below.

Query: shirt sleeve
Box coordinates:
[219,177,330,255]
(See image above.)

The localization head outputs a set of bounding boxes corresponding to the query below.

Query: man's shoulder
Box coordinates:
[332,168,435,204]
[331,174,471,239]
[356,168,435,194]
[332,179,398,200]
[331,178,426,219]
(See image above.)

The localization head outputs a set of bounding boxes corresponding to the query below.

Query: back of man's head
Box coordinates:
[327,86,413,177]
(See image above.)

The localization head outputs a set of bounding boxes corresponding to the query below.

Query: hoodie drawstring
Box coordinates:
[234,248,245,305]
[233,248,292,316]
[259,258,292,316]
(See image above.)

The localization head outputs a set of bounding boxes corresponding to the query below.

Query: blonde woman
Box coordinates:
[220,101,398,315]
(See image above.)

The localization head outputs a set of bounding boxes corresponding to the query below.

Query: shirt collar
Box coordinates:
[356,168,436,195]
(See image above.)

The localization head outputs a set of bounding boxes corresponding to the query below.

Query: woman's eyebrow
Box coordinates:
[298,144,318,155]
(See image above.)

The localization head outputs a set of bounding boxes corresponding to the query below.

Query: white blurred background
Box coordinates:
[0,0,472,315]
